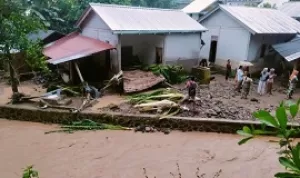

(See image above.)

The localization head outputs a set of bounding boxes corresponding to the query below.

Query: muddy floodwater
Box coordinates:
[0,119,282,178]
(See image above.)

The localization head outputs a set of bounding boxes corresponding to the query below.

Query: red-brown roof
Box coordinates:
[43,32,115,65]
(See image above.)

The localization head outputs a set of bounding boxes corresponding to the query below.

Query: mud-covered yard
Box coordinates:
[101,75,297,120]
[0,75,298,120]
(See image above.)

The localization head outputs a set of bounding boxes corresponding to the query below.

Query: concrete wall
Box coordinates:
[164,33,202,71]
[200,9,251,68]
[120,35,164,65]
[80,11,119,73]
[247,34,295,62]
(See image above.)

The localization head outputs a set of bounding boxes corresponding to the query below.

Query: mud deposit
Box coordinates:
[102,76,289,120]
[0,119,282,178]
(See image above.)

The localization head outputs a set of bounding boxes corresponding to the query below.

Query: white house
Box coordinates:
[76,3,207,72]
[182,0,262,21]
[198,5,300,68]
[182,0,220,20]
[279,2,300,21]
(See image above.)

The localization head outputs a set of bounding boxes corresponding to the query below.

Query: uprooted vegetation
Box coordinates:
[145,64,188,84]
[128,88,186,119]
[44,119,131,134]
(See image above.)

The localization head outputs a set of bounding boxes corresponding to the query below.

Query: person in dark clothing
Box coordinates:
[225,59,231,80]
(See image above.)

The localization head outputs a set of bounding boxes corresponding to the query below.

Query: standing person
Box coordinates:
[184,76,197,101]
[257,68,269,95]
[235,66,244,92]
[225,59,231,80]
[241,73,253,99]
[288,70,299,99]
[266,68,276,95]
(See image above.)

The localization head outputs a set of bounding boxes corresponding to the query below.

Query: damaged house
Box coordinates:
[76,3,207,73]
[198,5,300,70]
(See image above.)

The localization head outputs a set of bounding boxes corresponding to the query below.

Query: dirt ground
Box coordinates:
[101,75,300,120]
[0,74,299,119]
[0,119,282,178]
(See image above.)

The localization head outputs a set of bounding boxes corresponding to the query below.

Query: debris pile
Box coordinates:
[104,79,255,120]
[128,88,186,119]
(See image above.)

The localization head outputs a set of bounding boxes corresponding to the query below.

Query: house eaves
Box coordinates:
[200,5,300,35]
[77,3,207,34]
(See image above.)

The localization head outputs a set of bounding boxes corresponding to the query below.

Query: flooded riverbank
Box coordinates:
[0,119,282,178]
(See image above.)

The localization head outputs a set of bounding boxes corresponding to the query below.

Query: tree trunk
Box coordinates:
[8,61,19,93]
[4,46,19,93]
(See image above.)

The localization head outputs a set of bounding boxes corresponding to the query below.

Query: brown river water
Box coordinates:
[0,119,282,178]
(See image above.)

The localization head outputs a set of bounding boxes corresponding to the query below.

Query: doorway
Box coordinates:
[209,40,218,63]
[156,47,163,64]
[121,46,133,69]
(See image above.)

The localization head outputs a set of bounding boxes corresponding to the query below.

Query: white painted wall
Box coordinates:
[200,9,251,67]
[164,33,202,61]
[120,35,165,65]
[79,11,119,72]
[164,33,202,70]
[247,34,295,61]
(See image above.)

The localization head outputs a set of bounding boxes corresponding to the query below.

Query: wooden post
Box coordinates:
[74,62,84,83]
[117,35,121,72]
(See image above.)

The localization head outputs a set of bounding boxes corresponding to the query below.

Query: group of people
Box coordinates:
[183,59,299,101]
[234,65,276,99]
[226,59,278,99]
[225,59,252,99]
[226,58,299,99]
[234,64,252,99]
[257,68,276,96]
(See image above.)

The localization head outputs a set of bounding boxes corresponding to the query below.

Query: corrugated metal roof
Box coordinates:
[43,32,114,65]
[219,5,300,34]
[273,35,300,62]
[77,3,207,34]
[182,0,218,14]
[279,2,300,18]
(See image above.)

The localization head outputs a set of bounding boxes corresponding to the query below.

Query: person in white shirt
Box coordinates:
[235,66,244,92]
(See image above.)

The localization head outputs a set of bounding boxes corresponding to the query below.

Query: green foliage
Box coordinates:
[238,100,300,177]
[45,119,130,134]
[0,0,46,94]
[22,165,39,178]
[261,2,277,9]
[146,64,188,84]
[25,41,49,73]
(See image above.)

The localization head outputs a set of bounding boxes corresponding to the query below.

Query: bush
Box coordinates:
[238,100,300,177]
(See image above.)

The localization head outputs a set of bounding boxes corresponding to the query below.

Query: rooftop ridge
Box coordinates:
[220,4,277,11]
[89,3,181,12]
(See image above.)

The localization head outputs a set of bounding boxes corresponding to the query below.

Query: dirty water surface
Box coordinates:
[0,119,282,178]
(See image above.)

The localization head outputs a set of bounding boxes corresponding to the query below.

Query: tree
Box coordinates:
[42,0,177,34]
[238,100,300,177]
[0,0,44,102]
[261,2,277,9]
